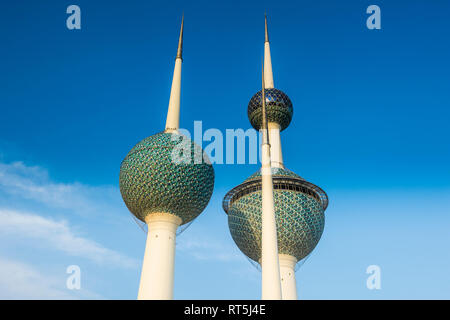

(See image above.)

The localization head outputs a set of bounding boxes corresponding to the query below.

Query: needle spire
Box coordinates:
[176,14,184,60]
[165,15,184,132]
[264,14,274,88]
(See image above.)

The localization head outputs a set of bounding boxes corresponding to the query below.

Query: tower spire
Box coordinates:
[176,13,184,60]
[265,13,269,43]
[165,15,184,132]
[264,14,274,89]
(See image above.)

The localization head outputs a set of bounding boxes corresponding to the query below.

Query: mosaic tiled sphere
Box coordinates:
[248,88,293,131]
[227,168,325,262]
[119,132,214,225]
[244,167,303,182]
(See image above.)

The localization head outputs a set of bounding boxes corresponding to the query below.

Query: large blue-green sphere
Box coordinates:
[225,167,326,262]
[119,132,214,225]
[248,88,293,131]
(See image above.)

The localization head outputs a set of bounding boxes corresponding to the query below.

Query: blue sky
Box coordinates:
[0,0,449,299]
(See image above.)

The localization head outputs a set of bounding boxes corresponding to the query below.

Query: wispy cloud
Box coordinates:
[0,161,123,218]
[0,158,256,298]
[0,159,141,299]
[0,209,138,269]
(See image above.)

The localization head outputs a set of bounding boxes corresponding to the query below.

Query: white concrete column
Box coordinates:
[165,57,182,133]
[264,42,274,89]
[260,55,282,300]
[279,254,298,300]
[260,141,282,300]
[268,122,284,168]
[137,213,182,300]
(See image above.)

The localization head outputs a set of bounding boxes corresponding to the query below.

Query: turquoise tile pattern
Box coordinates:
[245,167,303,182]
[248,88,293,131]
[227,168,325,262]
[119,132,215,225]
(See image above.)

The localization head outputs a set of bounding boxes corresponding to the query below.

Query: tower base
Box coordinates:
[138,213,181,300]
[279,254,297,300]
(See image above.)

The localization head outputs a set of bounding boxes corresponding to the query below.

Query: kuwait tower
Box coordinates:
[119,17,215,300]
[223,16,328,300]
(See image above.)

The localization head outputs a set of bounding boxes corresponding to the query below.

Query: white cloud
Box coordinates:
[0,161,123,218]
[0,161,241,264]
[0,159,140,299]
[0,257,102,299]
[0,159,257,298]
[0,209,138,269]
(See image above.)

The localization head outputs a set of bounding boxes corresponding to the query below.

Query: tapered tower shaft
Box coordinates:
[165,15,184,133]
[260,64,282,300]
[264,15,274,89]
[268,122,284,168]
[264,15,297,299]
[264,15,284,169]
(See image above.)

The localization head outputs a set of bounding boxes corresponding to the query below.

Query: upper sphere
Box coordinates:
[119,132,214,225]
[248,88,293,131]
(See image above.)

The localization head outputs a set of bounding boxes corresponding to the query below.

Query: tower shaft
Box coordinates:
[138,213,181,300]
[260,155,282,299]
[260,64,282,300]
[268,122,284,168]
[265,16,284,168]
[279,254,298,300]
[264,43,274,88]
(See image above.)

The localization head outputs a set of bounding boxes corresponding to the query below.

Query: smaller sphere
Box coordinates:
[248,88,293,131]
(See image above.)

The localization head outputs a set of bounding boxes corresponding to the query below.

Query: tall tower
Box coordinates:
[119,17,215,300]
[223,15,328,300]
